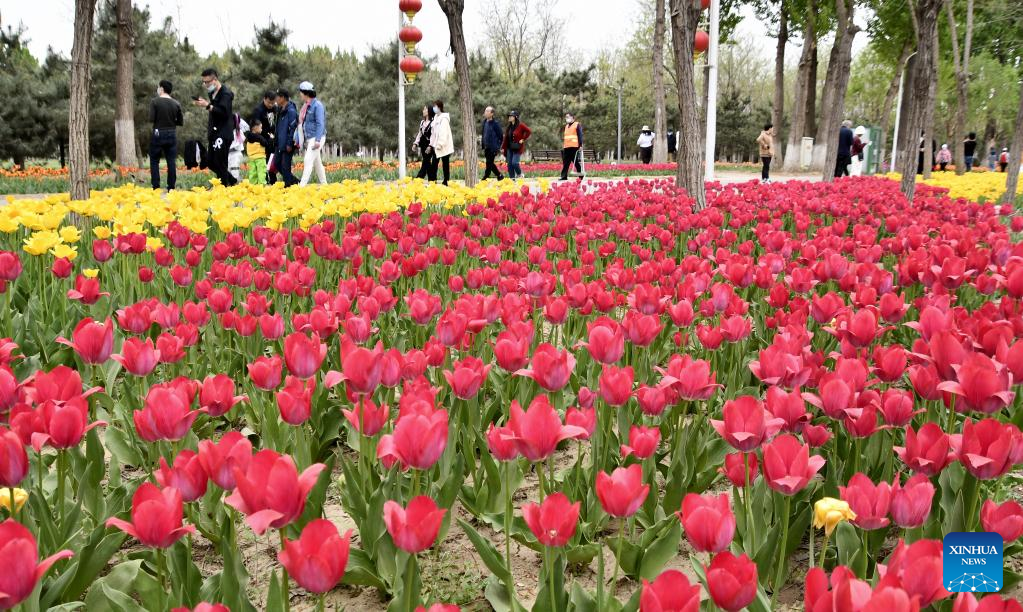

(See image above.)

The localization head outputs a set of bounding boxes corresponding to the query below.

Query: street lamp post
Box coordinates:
[704,0,719,182]
[617,80,624,164]
[398,12,407,179]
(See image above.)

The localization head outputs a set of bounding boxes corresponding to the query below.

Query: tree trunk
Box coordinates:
[653,0,669,163]
[115,0,137,176]
[669,0,706,209]
[70,0,98,201]
[438,0,478,187]
[922,26,939,179]
[877,43,911,171]
[806,43,818,136]
[945,0,973,175]
[1001,79,1023,204]
[783,1,816,171]
[815,0,860,178]
[773,1,788,143]
[898,0,943,201]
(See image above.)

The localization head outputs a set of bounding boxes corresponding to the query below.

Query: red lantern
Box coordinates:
[399,0,423,20]
[695,30,709,53]
[399,26,423,54]
[701,0,710,8]
[400,55,425,84]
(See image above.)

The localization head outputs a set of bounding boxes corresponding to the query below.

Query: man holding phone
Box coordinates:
[192,68,237,186]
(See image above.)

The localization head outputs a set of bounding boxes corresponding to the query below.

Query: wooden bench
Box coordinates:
[530,149,598,163]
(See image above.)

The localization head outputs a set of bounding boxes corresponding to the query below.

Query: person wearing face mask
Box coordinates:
[297,81,327,186]
[271,88,300,187]
[560,112,584,181]
[429,100,454,186]
[502,110,531,180]
[481,106,505,181]
[413,105,435,181]
[193,68,237,186]
[149,79,183,190]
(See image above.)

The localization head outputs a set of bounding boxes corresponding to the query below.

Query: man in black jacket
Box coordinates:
[481,106,504,181]
[149,79,183,190]
[835,119,854,178]
[193,68,237,186]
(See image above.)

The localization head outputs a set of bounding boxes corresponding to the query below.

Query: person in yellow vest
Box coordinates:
[244,118,271,185]
[560,112,585,181]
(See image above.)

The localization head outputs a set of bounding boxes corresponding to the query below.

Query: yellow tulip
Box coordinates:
[82,268,99,278]
[813,497,856,536]
[51,244,78,261]
[0,487,28,513]
[59,226,82,244]
[93,226,112,240]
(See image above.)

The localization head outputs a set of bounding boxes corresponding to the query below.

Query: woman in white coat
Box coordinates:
[428,99,454,186]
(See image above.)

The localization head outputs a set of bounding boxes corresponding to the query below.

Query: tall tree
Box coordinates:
[653,0,669,163]
[783,0,817,171]
[898,0,943,201]
[773,1,788,140]
[438,0,478,186]
[668,0,705,209]
[945,0,974,175]
[70,0,98,200]
[876,42,911,169]
[814,0,860,178]
[480,0,564,86]
[1002,78,1023,204]
[114,0,136,174]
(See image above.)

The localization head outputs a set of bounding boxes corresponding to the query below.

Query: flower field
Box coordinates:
[886,171,1015,203]
[0,175,1022,612]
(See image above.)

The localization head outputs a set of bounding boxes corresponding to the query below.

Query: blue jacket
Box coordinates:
[301,98,326,142]
[482,118,504,151]
[275,101,298,154]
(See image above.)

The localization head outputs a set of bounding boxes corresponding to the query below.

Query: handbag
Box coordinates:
[510,142,521,152]
[267,153,277,174]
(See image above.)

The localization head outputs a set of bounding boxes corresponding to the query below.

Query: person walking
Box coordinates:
[637,126,655,164]
[252,91,277,183]
[414,105,435,181]
[936,144,952,171]
[850,128,867,176]
[297,81,327,186]
[502,110,531,180]
[194,68,237,186]
[481,106,505,181]
[228,113,249,182]
[244,119,271,185]
[560,112,584,181]
[149,79,183,190]
[272,88,299,187]
[999,148,1010,172]
[963,132,977,171]
[667,126,677,161]
[429,100,454,186]
[756,123,774,182]
[835,119,854,178]
[988,145,998,171]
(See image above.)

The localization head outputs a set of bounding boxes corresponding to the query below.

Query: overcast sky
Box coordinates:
[5,0,865,70]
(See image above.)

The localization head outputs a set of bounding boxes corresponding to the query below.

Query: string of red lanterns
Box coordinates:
[399,0,425,84]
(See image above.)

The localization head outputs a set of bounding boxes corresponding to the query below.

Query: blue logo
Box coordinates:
[943,532,1003,593]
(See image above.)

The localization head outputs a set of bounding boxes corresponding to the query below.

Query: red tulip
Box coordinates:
[155,450,209,502]
[640,569,701,612]
[111,337,160,377]
[840,472,892,530]
[876,539,950,607]
[486,424,518,461]
[224,450,326,534]
[522,492,580,547]
[636,385,669,416]
[872,344,908,383]
[712,395,784,452]
[827,308,887,348]
[720,452,759,487]
[66,275,108,304]
[515,343,575,392]
[197,431,253,491]
[106,482,196,547]
[283,332,327,380]
[277,375,315,425]
[804,566,873,612]
[889,473,935,529]
[248,355,284,390]
[581,317,625,364]
[621,425,660,459]
[956,418,1023,480]
[953,593,1023,612]
[0,519,73,609]
[443,356,491,399]
[908,363,941,401]
[762,433,826,495]
[435,310,468,347]
[879,389,920,427]
[0,251,21,281]
[494,329,530,372]
[565,406,596,440]
[705,551,758,612]
[383,496,446,553]
[29,396,106,451]
[764,386,810,432]
[0,365,15,413]
[51,257,72,278]
[327,344,383,396]
[415,606,461,612]
[56,317,114,364]
[343,397,389,437]
[0,428,28,487]
[660,354,720,400]
[278,519,352,594]
[133,382,203,442]
[894,423,954,476]
[596,464,649,517]
[199,374,247,417]
[622,309,663,346]
[980,499,1023,543]
[507,396,586,461]
[678,492,735,553]
[172,604,231,612]
[598,364,634,407]
[376,409,448,470]
[937,353,1015,415]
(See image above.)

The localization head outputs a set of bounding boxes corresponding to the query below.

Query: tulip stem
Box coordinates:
[156,547,168,610]
[537,461,547,501]
[403,554,417,612]
[280,530,291,612]
[503,461,514,598]
[7,487,16,522]
[56,450,66,527]
[744,455,755,549]
[808,524,814,568]
[316,593,326,612]
[771,495,792,609]
[610,520,625,602]
[545,546,557,611]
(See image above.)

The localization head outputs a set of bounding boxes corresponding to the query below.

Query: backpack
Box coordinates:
[184,140,207,169]
[1000,152,1010,164]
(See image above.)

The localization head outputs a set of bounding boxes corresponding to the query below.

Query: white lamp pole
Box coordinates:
[704,0,719,181]
[397,10,407,180]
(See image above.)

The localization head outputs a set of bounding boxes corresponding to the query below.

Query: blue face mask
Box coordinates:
[432,106,440,114]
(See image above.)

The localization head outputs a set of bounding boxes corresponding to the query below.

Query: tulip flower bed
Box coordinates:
[1,175,1023,612]
[886,171,1018,204]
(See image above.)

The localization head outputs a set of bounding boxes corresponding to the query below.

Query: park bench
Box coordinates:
[530,149,598,164]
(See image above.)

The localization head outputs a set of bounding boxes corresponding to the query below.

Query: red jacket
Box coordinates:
[502,122,532,154]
